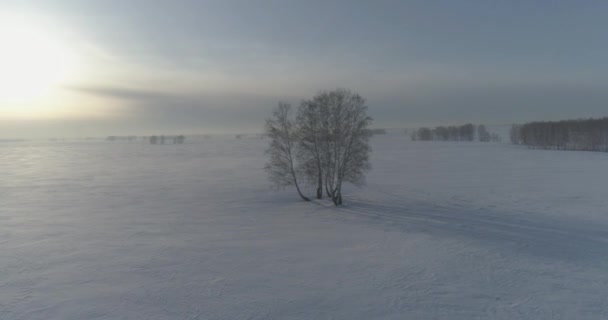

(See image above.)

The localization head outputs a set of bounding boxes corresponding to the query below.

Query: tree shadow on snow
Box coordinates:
[339,197,608,265]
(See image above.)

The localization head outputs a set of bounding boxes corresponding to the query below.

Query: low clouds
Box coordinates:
[68,84,285,134]
[68,80,608,137]
[3,78,607,139]
[68,85,172,101]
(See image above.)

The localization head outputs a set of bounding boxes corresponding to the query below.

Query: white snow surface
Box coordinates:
[2,135,608,319]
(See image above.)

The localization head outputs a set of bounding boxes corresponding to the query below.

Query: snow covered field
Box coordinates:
[2,135,608,319]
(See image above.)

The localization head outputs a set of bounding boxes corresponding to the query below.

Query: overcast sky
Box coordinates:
[1,0,607,138]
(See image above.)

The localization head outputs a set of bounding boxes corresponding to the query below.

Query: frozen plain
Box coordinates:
[1,134,608,319]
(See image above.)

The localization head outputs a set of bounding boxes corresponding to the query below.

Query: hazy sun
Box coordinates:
[0,15,80,115]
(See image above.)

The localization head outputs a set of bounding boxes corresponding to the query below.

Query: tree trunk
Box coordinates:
[295,183,310,202]
[325,180,332,197]
[330,188,340,206]
[316,168,323,199]
[331,191,343,206]
[291,167,310,202]
[333,179,343,206]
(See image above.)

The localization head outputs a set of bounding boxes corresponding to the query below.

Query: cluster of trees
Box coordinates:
[265,89,372,206]
[411,124,474,141]
[149,135,186,145]
[411,124,500,142]
[477,125,502,142]
[510,117,608,152]
[105,135,187,144]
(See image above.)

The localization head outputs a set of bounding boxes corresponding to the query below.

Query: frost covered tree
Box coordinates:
[313,89,372,205]
[264,102,310,201]
[296,99,325,199]
[265,89,373,205]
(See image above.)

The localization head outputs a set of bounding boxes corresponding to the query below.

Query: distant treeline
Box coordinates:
[106,135,186,144]
[411,124,500,142]
[149,135,186,144]
[106,135,138,142]
[510,117,608,152]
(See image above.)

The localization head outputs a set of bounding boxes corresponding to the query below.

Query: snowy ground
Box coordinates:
[2,135,608,319]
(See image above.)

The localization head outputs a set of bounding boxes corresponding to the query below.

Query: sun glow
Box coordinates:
[0,15,80,117]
